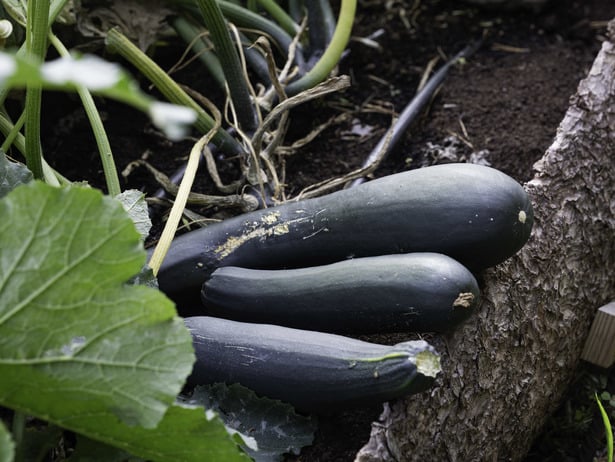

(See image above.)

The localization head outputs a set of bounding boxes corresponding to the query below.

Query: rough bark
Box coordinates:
[356,19,615,462]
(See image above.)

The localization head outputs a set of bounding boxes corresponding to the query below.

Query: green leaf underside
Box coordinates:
[190,384,317,462]
[115,189,152,241]
[0,152,32,198]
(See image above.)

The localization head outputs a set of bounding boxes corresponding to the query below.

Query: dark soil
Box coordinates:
[34,0,615,460]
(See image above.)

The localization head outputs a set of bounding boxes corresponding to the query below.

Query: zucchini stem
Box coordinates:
[171,16,226,90]
[49,33,122,196]
[105,28,245,156]
[23,0,50,180]
[305,0,336,54]
[195,0,258,133]
[285,0,356,96]
[0,0,71,106]
[256,0,300,37]
[12,411,25,462]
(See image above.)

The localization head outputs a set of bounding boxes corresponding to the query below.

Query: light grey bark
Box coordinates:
[356,19,615,462]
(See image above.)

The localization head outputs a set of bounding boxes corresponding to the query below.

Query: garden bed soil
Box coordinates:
[39,0,615,460]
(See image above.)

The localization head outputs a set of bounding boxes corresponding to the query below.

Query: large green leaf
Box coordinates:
[70,402,251,461]
[0,181,191,428]
[0,182,248,461]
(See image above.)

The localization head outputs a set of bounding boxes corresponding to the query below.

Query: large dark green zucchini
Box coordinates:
[201,253,480,333]
[184,316,440,412]
[158,163,533,303]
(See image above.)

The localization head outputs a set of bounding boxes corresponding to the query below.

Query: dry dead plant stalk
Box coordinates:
[133,159,258,211]
[293,116,398,200]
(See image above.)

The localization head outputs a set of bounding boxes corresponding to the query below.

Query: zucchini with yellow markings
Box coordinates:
[157,163,533,304]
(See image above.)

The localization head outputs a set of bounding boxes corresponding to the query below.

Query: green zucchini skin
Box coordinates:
[158,163,533,303]
[184,316,440,412]
[201,253,480,334]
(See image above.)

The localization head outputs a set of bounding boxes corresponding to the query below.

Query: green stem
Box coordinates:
[171,16,226,90]
[305,0,336,51]
[0,113,74,187]
[24,0,50,180]
[49,33,121,196]
[195,0,257,133]
[0,0,71,107]
[256,0,300,37]
[596,393,614,462]
[105,28,245,156]
[168,0,302,71]
[219,0,302,65]
[285,0,356,96]
[12,411,25,462]
[288,0,304,23]
[0,110,25,153]
[0,112,26,154]
[174,16,271,88]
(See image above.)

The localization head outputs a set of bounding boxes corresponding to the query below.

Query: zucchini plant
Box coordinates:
[0,1,538,460]
[0,0,370,459]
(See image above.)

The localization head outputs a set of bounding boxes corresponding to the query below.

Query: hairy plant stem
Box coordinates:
[49,33,121,196]
[105,28,245,156]
[0,0,70,106]
[285,0,356,95]
[168,0,303,69]
[171,16,226,89]
[12,411,25,462]
[195,0,257,133]
[305,0,336,53]
[0,110,25,153]
[0,113,64,185]
[24,0,50,179]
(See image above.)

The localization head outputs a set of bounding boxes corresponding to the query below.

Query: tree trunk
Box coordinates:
[356,18,615,462]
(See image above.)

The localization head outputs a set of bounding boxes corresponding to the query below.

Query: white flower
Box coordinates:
[148,102,197,141]
[0,52,16,83]
[41,55,122,90]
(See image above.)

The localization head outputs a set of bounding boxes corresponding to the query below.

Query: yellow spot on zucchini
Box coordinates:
[261,211,281,225]
[453,292,475,309]
[214,215,290,259]
[415,350,441,378]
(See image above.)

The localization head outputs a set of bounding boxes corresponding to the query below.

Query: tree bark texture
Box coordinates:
[356,19,615,462]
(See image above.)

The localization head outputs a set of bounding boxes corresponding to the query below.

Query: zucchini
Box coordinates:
[201,253,480,333]
[184,316,440,412]
[158,163,533,303]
